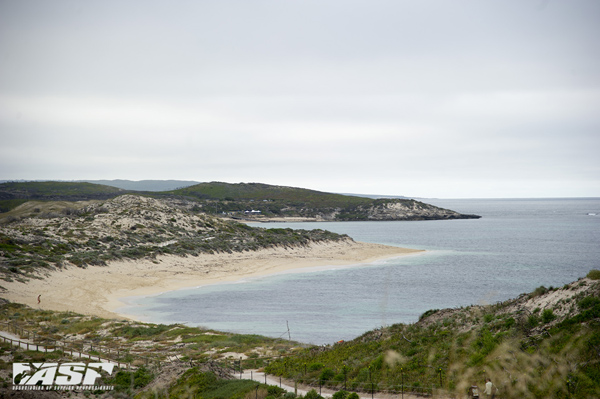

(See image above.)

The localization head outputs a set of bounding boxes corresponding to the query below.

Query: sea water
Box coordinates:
[120,198,600,344]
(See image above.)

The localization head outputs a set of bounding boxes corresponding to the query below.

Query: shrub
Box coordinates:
[542,309,556,324]
[586,269,600,280]
[309,362,325,372]
[419,309,440,321]
[527,315,540,328]
[304,389,324,399]
[530,286,548,298]
[579,296,600,310]
[319,368,335,384]
[110,366,154,391]
[267,385,286,397]
[504,317,516,329]
[332,390,349,399]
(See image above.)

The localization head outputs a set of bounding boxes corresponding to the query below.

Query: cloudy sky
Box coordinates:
[1,0,599,198]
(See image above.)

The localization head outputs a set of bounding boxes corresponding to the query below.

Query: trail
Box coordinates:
[240,369,440,399]
[0,330,128,366]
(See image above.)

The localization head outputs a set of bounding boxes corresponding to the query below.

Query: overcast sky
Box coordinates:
[1,0,599,198]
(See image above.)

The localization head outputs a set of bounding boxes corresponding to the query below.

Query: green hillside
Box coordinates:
[171,182,369,206]
[0,181,124,212]
[0,181,480,221]
[168,182,480,221]
[263,274,600,399]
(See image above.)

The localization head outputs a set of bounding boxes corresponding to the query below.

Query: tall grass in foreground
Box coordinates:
[264,276,600,399]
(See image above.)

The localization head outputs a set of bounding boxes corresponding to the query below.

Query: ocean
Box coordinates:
[119,198,600,344]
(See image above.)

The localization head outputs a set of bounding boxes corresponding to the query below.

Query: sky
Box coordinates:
[1,0,599,198]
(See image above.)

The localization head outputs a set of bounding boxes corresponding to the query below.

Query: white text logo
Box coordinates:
[13,362,115,390]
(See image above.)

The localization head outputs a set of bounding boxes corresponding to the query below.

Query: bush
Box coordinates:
[504,317,516,329]
[579,296,600,310]
[319,368,335,384]
[332,390,349,399]
[308,362,325,372]
[110,366,154,391]
[527,315,540,328]
[304,389,324,399]
[530,286,548,298]
[419,309,440,321]
[267,385,286,397]
[542,309,556,324]
[586,270,600,280]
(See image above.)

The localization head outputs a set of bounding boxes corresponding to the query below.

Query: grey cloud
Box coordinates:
[1,0,599,197]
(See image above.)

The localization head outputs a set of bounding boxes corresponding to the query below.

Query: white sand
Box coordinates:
[1,240,422,321]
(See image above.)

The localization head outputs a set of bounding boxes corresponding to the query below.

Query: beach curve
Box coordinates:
[1,240,423,321]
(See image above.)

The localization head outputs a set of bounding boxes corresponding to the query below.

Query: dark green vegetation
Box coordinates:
[0,181,123,211]
[0,181,480,221]
[140,368,284,399]
[264,275,600,399]
[0,194,348,281]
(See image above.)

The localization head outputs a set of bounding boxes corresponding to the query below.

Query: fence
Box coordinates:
[0,320,161,370]
[238,355,445,398]
[272,376,435,398]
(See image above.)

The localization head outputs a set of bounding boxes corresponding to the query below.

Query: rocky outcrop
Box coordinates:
[364,199,480,220]
[328,199,480,221]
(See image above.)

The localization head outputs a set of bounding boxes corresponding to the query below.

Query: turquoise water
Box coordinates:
[120,198,600,344]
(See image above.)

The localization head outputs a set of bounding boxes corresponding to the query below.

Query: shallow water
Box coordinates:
[120,198,600,344]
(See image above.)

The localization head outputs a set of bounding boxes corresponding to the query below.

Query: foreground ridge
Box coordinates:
[1,273,598,398]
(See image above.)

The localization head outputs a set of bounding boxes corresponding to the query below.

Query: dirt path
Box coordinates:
[240,369,446,399]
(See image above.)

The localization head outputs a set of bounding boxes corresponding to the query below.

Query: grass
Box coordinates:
[0,301,300,363]
[587,269,600,280]
[139,368,268,399]
[263,279,600,399]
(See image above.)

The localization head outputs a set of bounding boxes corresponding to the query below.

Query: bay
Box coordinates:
[120,198,600,344]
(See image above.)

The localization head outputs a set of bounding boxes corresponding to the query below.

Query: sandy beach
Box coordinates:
[1,240,422,321]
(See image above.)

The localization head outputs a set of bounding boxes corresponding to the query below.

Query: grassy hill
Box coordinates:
[263,272,600,399]
[0,181,481,221]
[171,182,370,207]
[0,181,125,213]
[167,182,480,221]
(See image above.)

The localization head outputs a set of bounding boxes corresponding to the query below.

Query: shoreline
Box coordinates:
[0,240,423,322]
